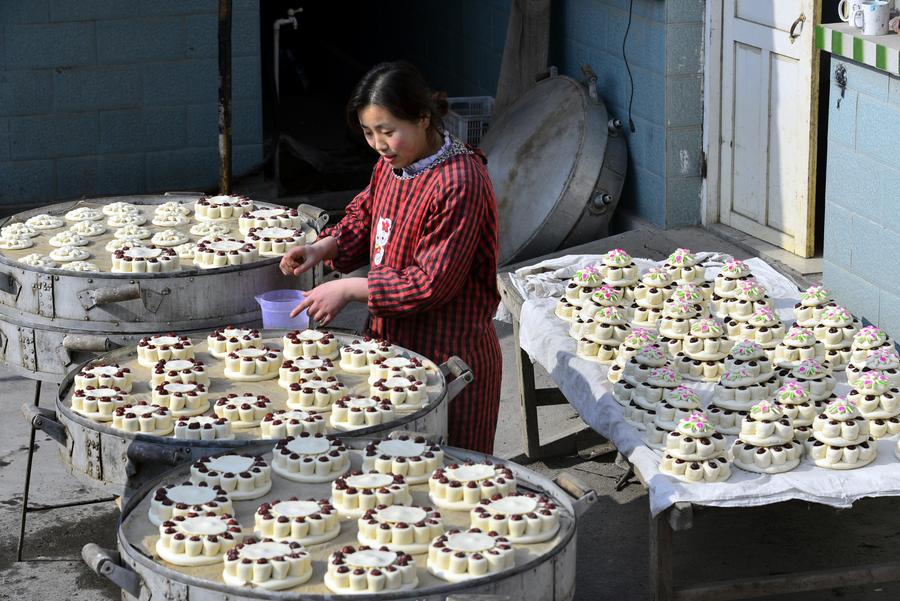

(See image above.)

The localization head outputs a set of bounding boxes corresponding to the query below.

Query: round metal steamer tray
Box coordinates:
[83,440,596,601]
[28,330,469,500]
[0,194,326,382]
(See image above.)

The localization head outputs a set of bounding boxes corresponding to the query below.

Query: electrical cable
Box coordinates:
[623,0,636,132]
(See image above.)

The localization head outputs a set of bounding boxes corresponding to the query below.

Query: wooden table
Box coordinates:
[496,228,900,600]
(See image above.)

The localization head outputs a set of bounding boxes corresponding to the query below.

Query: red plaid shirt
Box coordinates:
[321,143,502,452]
[323,146,500,360]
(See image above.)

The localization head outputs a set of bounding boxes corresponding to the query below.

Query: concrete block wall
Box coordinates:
[418,0,704,229]
[0,0,263,209]
[823,57,900,338]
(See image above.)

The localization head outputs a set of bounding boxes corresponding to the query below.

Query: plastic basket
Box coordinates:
[444,96,494,146]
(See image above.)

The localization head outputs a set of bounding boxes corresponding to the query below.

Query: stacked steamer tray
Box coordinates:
[774,382,824,444]
[730,400,803,474]
[670,317,734,382]
[724,306,786,359]
[623,365,683,432]
[706,342,779,436]
[629,267,675,328]
[95,438,592,600]
[806,397,877,469]
[793,285,835,328]
[659,412,732,483]
[643,385,703,451]
[555,264,604,321]
[574,305,630,364]
[772,325,826,370]
[712,277,771,323]
[711,259,755,308]
[657,299,706,358]
[846,371,900,440]
[847,326,897,386]
[39,328,471,499]
[613,344,668,407]
[607,327,659,384]
[597,248,639,301]
[0,195,327,382]
[812,305,861,370]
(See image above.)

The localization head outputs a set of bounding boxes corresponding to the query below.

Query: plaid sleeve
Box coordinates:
[320,181,373,274]
[368,160,486,317]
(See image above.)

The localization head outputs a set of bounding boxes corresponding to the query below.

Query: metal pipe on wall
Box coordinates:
[218,0,233,194]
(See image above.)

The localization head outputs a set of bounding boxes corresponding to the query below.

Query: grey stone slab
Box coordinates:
[10,112,98,160]
[0,1,50,24]
[823,259,881,323]
[667,0,705,24]
[665,126,702,178]
[145,146,217,191]
[0,159,55,204]
[56,155,98,200]
[823,200,853,270]
[666,22,703,75]
[97,153,146,196]
[98,107,186,154]
[828,83,857,148]
[0,69,54,117]
[666,74,703,127]
[5,22,96,70]
[142,59,217,106]
[97,16,185,65]
[49,0,133,22]
[839,57,890,99]
[665,175,702,227]
[53,65,142,112]
[856,94,900,168]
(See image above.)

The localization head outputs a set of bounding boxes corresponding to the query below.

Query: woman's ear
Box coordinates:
[420,114,431,130]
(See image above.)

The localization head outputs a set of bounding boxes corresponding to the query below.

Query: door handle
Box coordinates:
[789,13,806,43]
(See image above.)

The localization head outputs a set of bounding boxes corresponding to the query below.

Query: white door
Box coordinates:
[719,0,820,257]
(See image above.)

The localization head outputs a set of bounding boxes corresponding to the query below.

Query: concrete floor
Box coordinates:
[1,227,899,600]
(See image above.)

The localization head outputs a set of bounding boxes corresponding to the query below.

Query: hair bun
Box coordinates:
[432,91,449,118]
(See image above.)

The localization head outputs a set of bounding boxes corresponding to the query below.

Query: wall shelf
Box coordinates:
[816,23,900,76]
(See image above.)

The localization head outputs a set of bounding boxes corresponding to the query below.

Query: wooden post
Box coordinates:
[649,510,674,601]
[217,0,233,194]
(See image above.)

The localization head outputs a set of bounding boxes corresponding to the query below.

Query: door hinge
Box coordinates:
[700,151,708,179]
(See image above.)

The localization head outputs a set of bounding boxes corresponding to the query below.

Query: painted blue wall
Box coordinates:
[0,0,263,208]
[410,0,704,229]
[823,57,900,339]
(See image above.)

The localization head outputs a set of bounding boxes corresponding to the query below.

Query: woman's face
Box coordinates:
[358,104,430,169]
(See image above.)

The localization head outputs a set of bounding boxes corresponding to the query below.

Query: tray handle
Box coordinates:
[21,404,67,447]
[439,355,473,403]
[77,283,142,310]
[125,440,192,477]
[554,471,598,519]
[82,544,142,597]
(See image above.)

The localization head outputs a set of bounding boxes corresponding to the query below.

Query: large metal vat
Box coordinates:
[82,440,595,601]
[0,194,326,381]
[482,67,628,266]
[26,330,469,500]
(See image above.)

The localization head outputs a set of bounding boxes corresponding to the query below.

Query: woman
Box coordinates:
[280,61,502,454]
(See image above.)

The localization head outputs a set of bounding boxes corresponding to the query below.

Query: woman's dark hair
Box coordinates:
[347,61,447,135]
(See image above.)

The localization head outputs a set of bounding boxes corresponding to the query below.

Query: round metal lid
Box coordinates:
[481,75,609,265]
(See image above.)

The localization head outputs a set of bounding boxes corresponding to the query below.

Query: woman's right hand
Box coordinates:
[280,242,325,276]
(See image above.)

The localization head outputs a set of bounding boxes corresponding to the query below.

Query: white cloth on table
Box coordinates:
[515,255,900,516]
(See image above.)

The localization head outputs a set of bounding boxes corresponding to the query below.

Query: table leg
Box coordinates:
[512,315,541,458]
[649,509,674,601]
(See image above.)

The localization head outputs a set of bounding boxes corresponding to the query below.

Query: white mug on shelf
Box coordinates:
[858,0,890,35]
[839,0,864,25]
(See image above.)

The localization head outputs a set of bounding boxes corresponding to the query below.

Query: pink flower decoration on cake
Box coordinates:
[731,340,764,358]
[857,372,888,391]
[680,411,711,434]
[866,349,900,368]
[604,248,631,266]
[825,397,857,417]
[671,284,703,302]
[793,359,826,378]
[668,385,699,404]
[624,328,657,347]
[721,259,749,277]
[667,248,694,266]
[824,306,852,323]
[854,326,886,346]
[786,327,814,344]
[649,366,679,384]
[777,382,807,402]
[593,285,620,302]
[800,285,830,304]
[750,307,777,324]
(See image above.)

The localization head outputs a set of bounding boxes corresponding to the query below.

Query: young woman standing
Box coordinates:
[280,61,502,454]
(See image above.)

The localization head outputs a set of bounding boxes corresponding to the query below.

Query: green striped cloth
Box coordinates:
[816,23,900,75]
